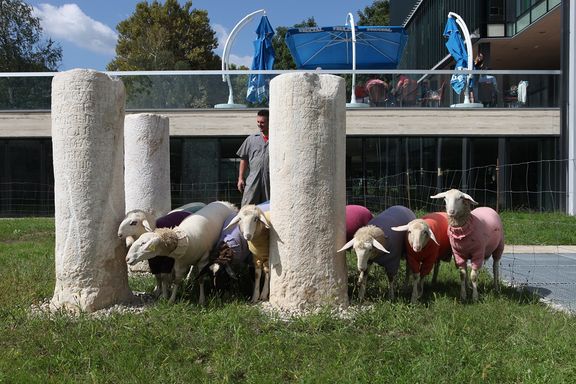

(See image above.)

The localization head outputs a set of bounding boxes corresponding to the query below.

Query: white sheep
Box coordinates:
[117,209,155,247]
[430,189,504,301]
[126,201,238,303]
[118,209,193,299]
[224,204,271,303]
[339,205,416,302]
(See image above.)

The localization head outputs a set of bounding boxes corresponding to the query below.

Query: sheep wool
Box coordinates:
[405,212,451,276]
[346,205,373,242]
[448,207,504,270]
[368,205,417,275]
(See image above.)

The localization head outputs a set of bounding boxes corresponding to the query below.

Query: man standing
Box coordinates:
[236,109,270,206]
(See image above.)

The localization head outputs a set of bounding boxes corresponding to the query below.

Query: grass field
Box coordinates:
[1,215,575,383]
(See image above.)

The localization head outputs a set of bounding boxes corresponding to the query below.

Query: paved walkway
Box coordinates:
[486,245,576,314]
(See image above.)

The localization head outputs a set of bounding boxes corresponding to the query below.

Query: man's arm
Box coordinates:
[237,159,248,192]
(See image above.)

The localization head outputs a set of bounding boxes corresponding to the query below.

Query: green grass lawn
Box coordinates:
[1,216,575,383]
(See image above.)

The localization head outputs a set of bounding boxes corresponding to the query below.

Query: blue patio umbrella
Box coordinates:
[246,15,275,103]
[443,17,468,94]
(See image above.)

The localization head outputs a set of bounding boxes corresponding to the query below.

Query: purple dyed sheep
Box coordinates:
[339,205,416,301]
[431,189,504,301]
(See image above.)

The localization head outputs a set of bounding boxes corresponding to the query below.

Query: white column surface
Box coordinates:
[269,73,348,311]
[124,113,171,218]
[50,69,134,312]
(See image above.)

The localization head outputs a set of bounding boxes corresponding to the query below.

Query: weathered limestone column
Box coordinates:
[50,69,134,313]
[124,113,171,217]
[269,73,348,311]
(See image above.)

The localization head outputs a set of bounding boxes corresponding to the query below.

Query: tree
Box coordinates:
[108,0,223,108]
[0,0,62,109]
[357,0,390,26]
[107,0,220,71]
[273,17,317,70]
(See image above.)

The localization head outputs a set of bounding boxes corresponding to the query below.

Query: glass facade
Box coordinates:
[0,136,562,217]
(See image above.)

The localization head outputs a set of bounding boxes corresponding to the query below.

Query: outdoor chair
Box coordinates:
[418,80,446,107]
[366,79,389,107]
[398,78,418,107]
[478,80,497,107]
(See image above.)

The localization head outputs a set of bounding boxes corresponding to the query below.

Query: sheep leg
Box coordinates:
[259,264,270,301]
[169,264,188,303]
[403,259,410,292]
[432,260,440,284]
[459,267,468,301]
[492,258,500,292]
[470,268,479,302]
[197,275,206,306]
[387,273,396,301]
[411,272,421,304]
[252,266,262,303]
[152,274,163,298]
[357,267,370,302]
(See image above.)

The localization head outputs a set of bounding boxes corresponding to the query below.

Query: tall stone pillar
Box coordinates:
[50,69,133,313]
[124,113,171,217]
[269,73,348,311]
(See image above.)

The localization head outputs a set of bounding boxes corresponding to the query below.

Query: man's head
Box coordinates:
[257,109,269,137]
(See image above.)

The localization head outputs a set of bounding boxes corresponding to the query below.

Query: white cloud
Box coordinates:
[212,23,252,68]
[33,3,117,55]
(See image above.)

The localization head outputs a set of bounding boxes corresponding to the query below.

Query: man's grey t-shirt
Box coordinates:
[237,133,270,206]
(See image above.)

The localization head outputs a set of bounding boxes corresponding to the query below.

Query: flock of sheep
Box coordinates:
[117,188,504,305]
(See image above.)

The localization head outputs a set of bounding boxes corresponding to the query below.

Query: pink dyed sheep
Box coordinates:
[345,205,374,242]
[391,212,451,303]
[431,189,504,301]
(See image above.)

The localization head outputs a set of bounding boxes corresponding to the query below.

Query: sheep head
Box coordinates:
[118,209,155,247]
[430,189,478,219]
[338,225,389,273]
[391,219,439,253]
[125,228,178,266]
[224,205,270,241]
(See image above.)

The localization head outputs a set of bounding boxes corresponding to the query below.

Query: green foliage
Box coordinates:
[0,0,62,109]
[357,0,391,26]
[273,17,317,70]
[2,217,576,382]
[107,0,222,108]
[107,0,220,71]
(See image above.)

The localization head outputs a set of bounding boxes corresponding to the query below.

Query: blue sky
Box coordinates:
[26,0,377,71]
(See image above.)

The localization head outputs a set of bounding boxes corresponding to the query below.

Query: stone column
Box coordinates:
[124,113,171,217]
[50,69,133,313]
[268,73,348,311]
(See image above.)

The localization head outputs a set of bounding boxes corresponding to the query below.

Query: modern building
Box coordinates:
[0,0,568,217]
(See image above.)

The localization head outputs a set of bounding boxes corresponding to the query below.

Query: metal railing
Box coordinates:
[0,69,561,111]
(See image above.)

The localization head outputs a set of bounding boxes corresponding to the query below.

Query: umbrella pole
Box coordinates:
[346,13,369,108]
[215,9,265,109]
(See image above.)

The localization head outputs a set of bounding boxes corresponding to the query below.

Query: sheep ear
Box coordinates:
[430,192,447,199]
[461,192,479,205]
[143,219,153,232]
[144,237,159,252]
[391,224,409,232]
[224,215,241,230]
[338,238,355,252]
[259,212,271,229]
[428,228,440,246]
[372,239,390,253]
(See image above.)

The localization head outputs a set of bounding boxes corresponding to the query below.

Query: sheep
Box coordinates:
[391,212,452,303]
[339,205,416,302]
[224,204,271,303]
[126,201,238,304]
[169,201,206,214]
[430,189,504,301]
[118,209,193,299]
[345,204,374,242]
[117,209,156,247]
